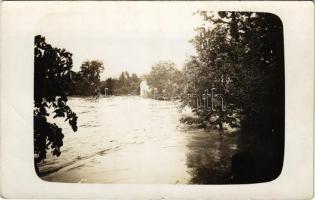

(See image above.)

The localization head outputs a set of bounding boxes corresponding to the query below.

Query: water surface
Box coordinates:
[38,96,238,184]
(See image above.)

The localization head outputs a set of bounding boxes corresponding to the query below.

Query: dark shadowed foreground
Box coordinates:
[38,96,239,184]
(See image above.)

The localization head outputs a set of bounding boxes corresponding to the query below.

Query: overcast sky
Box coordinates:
[36,3,203,80]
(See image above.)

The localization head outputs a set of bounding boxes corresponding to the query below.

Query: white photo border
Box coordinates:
[0,1,314,199]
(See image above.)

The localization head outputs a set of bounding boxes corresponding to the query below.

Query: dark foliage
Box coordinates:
[34,35,78,171]
[100,72,141,96]
[68,60,104,96]
[181,12,284,182]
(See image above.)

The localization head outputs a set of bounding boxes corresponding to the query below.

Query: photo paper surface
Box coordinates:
[34,10,284,185]
[0,1,313,199]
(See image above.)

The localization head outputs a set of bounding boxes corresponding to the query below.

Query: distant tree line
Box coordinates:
[65,65,141,96]
[66,60,184,98]
[100,71,141,96]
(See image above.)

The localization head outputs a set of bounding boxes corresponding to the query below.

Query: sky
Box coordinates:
[36,3,203,80]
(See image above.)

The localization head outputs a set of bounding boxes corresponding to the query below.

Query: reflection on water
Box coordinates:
[38,96,239,184]
[185,129,239,184]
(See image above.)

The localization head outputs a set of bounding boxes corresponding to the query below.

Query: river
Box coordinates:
[38,96,239,184]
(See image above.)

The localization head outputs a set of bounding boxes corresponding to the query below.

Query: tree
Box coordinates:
[79,60,104,96]
[181,12,284,182]
[100,78,117,96]
[73,60,105,96]
[129,73,141,95]
[146,61,182,99]
[111,71,141,95]
[34,35,78,173]
[182,11,284,129]
[181,23,237,129]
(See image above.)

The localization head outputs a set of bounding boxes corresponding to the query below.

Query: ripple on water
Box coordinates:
[39,96,239,184]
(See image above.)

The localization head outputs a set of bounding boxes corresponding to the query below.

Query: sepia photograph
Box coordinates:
[1,1,314,199]
[33,7,285,185]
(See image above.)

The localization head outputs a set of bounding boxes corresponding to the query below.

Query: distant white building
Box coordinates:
[140,80,150,97]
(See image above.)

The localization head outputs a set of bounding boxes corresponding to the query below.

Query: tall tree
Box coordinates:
[183,11,284,130]
[34,35,78,173]
[181,12,284,181]
[75,60,105,96]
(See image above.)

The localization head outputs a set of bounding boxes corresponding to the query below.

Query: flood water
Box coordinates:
[38,96,239,184]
